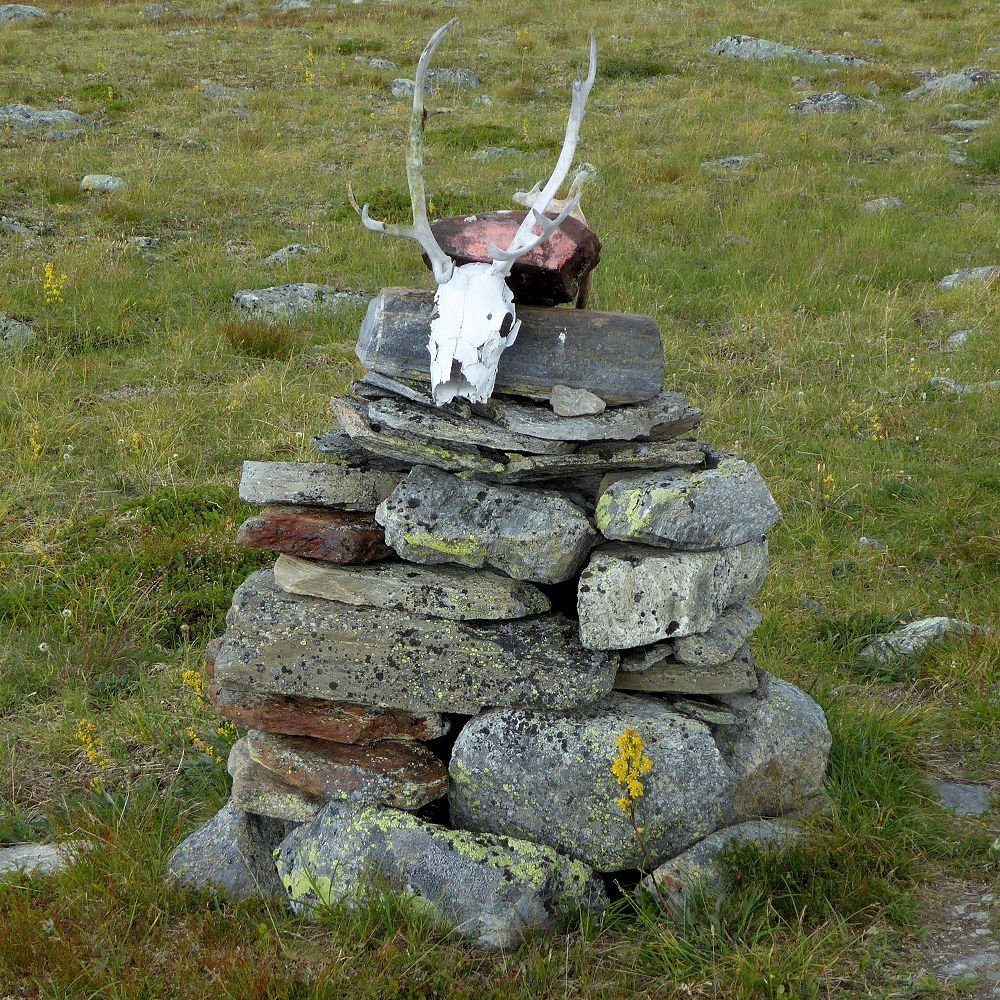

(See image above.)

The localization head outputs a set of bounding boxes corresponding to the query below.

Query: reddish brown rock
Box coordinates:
[208,683,450,744]
[245,729,448,810]
[235,504,392,563]
[428,211,601,307]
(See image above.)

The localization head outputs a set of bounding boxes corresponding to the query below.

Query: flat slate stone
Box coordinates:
[905,67,1000,101]
[245,729,448,810]
[614,644,759,695]
[0,104,99,134]
[931,779,993,817]
[229,738,324,822]
[375,465,596,584]
[674,603,763,666]
[209,681,450,744]
[428,210,600,307]
[357,288,665,406]
[235,504,392,563]
[789,92,879,114]
[938,265,1000,291]
[0,842,82,879]
[366,394,574,455]
[276,802,608,949]
[485,391,700,442]
[595,458,781,550]
[240,460,404,513]
[577,540,769,649]
[166,801,293,899]
[274,553,551,620]
[448,693,735,871]
[214,569,617,714]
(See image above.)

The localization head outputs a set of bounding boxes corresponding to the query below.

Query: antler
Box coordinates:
[492,34,598,274]
[350,19,457,284]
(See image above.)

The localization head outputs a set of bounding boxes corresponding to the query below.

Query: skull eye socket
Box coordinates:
[500,312,514,337]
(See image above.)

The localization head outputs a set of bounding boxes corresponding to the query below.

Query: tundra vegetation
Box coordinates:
[0,0,997,996]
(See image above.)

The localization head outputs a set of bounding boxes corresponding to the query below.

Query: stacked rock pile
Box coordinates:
[169,283,832,948]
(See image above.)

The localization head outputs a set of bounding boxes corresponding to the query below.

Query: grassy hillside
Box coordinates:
[1,0,997,995]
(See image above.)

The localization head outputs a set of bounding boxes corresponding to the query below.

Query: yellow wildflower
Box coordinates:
[611,727,653,814]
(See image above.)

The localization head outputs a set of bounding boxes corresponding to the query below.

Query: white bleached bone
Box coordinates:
[351,21,598,405]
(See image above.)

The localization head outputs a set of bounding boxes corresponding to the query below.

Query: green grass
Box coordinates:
[1,0,998,996]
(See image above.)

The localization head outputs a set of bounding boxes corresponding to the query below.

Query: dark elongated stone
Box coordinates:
[208,682,450,744]
[357,288,664,405]
[235,505,392,563]
[614,645,759,695]
[246,729,448,810]
[428,210,601,307]
[214,569,617,714]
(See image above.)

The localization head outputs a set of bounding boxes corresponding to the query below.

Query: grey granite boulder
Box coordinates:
[448,694,735,871]
[577,539,769,649]
[709,34,865,66]
[862,197,904,214]
[716,674,831,817]
[375,465,596,584]
[214,569,617,714]
[939,266,1000,291]
[905,67,1000,101]
[166,800,293,899]
[641,819,803,910]
[0,104,99,135]
[274,553,551,621]
[276,802,607,949]
[595,458,781,550]
[789,92,879,114]
[232,284,367,320]
[391,78,436,99]
[0,5,45,22]
[674,603,763,666]
[240,460,404,513]
[859,617,981,662]
[0,314,33,348]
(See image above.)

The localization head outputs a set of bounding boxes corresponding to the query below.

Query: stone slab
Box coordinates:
[577,540,769,649]
[235,505,392,563]
[595,458,781,550]
[614,644,759,695]
[239,460,404,512]
[931,780,993,817]
[0,842,82,879]
[274,553,551,620]
[229,738,324,823]
[375,465,596,584]
[357,288,665,406]
[214,569,617,714]
[245,729,447,810]
[674,603,763,667]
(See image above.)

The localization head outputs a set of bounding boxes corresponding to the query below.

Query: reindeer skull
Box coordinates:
[352,20,597,406]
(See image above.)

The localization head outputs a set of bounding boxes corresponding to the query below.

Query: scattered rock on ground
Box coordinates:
[143,3,187,19]
[929,377,1000,394]
[905,67,1000,101]
[709,34,866,66]
[789,92,880,114]
[931,780,994,817]
[232,284,368,320]
[367,57,397,71]
[0,314,34,348]
[376,465,597,584]
[0,104,99,135]
[449,693,735,870]
[274,0,311,11]
[261,244,321,267]
[0,4,45,22]
[166,801,292,899]
[701,154,764,171]
[81,174,126,193]
[939,265,1000,290]
[862,196,904,213]
[0,842,83,879]
[943,329,974,351]
[391,78,435,99]
[949,118,993,131]
[427,67,480,89]
[0,215,35,236]
[276,802,607,949]
[470,146,522,160]
[641,819,803,910]
[859,617,982,663]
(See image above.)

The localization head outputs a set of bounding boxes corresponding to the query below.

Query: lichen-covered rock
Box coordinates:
[0,314,33,348]
[276,802,607,949]
[0,5,46,23]
[716,674,831,817]
[615,644,759,695]
[214,569,617,714]
[448,694,735,871]
[81,174,126,193]
[788,92,879,114]
[232,284,367,320]
[708,34,865,66]
[166,800,293,899]
[376,465,596,584]
[595,458,781,550]
[859,616,982,662]
[229,738,324,822]
[274,553,551,621]
[938,266,1000,291]
[245,729,448,810]
[904,67,1000,101]
[239,460,404,513]
[0,104,99,135]
[0,842,83,879]
[673,604,763,666]
[641,819,803,910]
[577,540,769,649]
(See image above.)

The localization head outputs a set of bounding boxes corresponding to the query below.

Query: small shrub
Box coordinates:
[220,317,295,359]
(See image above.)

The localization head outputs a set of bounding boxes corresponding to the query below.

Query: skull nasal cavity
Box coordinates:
[500,312,514,337]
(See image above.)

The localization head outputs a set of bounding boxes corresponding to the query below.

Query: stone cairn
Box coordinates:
[169,219,832,949]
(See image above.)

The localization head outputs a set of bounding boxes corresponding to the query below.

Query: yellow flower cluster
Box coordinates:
[181,668,204,697]
[611,727,653,814]
[187,727,225,765]
[76,719,112,792]
[43,262,67,304]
